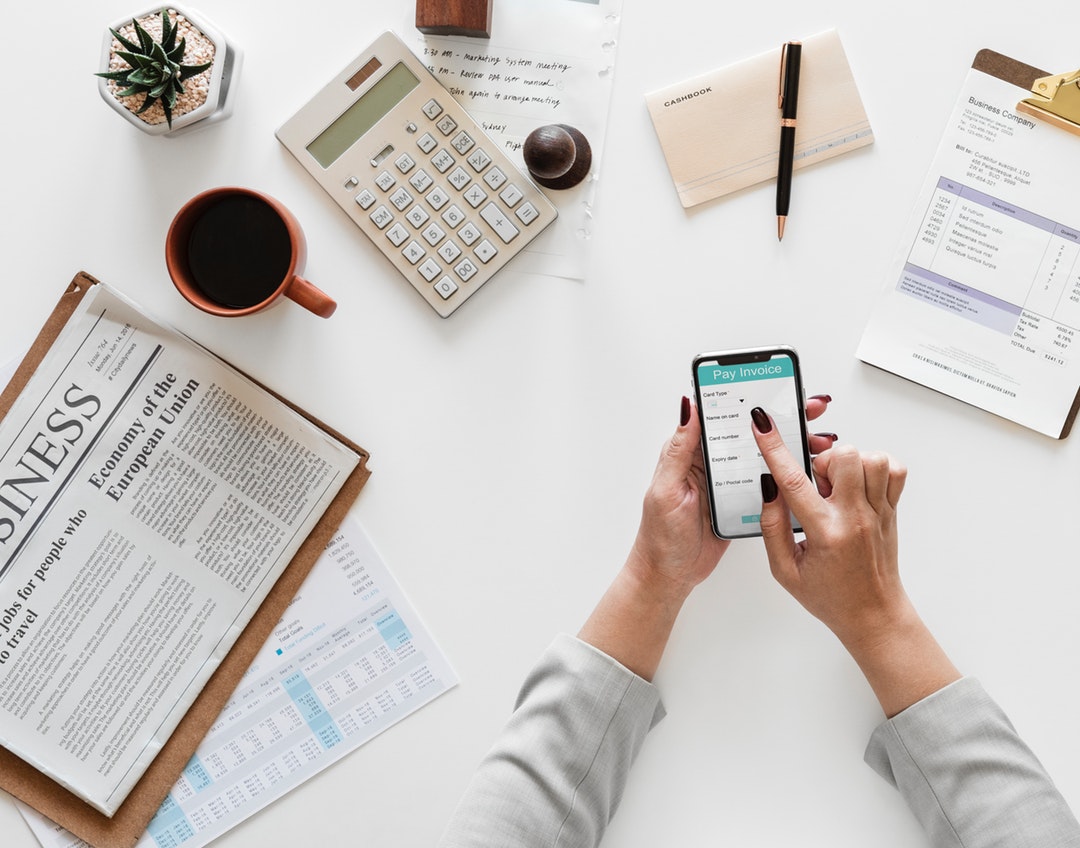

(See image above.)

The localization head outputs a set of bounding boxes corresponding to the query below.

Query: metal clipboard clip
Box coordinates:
[1016,68,1080,136]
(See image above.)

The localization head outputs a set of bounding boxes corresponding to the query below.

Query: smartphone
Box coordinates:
[692,346,813,539]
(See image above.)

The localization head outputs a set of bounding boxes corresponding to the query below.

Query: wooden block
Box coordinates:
[415,0,493,38]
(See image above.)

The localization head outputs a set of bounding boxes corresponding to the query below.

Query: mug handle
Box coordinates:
[285,276,337,319]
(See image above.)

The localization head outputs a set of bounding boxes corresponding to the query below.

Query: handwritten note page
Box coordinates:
[406,0,623,280]
[17,516,457,848]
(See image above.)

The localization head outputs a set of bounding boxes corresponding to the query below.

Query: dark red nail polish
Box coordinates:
[810,394,832,403]
[814,432,839,442]
[761,473,778,503]
[751,407,772,433]
[680,396,691,426]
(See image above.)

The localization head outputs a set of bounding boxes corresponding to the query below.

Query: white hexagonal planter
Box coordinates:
[97,6,241,136]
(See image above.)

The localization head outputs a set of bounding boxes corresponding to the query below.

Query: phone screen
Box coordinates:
[693,348,811,538]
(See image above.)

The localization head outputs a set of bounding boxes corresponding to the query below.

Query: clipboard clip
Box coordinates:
[1016,68,1080,136]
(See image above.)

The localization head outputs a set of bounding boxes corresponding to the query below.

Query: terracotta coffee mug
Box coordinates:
[166,186,336,318]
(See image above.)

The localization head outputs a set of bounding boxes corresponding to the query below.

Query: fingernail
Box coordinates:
[814,432,839,442]
[810,394,832,403]
[761,473,778,503]
[680,396,691,426]
[751,407,772,433]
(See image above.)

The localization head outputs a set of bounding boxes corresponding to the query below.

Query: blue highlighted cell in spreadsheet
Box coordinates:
[376,611,412,648]
[146,793,197,848]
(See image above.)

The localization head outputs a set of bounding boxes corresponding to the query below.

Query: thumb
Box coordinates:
[654,397,700,488]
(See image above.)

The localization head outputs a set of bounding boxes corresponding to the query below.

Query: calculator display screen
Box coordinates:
[307,63,420,168]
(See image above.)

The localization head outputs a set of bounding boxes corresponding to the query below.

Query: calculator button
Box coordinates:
[480,203,520,243]
[441,204,466,228]
[395,153,416,173]
[515,201,540,226]
[434,277,459,299]
[386,223,409,247]
[457,222,481,246]
[370,205,393,229]
[375,171,396,191]
[426,186,450,210]
[438,240,462,263]
[402,241,426,264]
[406,204,430,228]
[467,149,492,172]
[431,149,456,173]
[463,185,488,209]
[417,132,438,154]
[498,184,524,208]
[451,131,476,155]
[474,239,498,264]
[454,258,479,282]
[448,167,472,191]
[483,167,507,190]
[389,187,413,211]
[418,258,442,282]
[409,169,434,193]
[354,189,376,210]
[422,222,446,246]
[436,114,458,135]
[422,99,443,119]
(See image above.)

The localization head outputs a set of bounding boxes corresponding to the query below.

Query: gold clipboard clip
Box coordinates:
[1016,68,1080,136]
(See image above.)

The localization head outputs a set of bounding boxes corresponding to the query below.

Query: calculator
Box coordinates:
[276,30,558,318]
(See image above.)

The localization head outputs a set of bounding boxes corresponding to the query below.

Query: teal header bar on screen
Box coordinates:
[697,357,794,386]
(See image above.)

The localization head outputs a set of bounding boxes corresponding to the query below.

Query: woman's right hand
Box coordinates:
[750,408,960,716]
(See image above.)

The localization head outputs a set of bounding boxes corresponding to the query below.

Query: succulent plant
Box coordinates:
[95,9,212,127]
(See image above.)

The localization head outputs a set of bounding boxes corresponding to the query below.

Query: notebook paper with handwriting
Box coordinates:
[645,29,873,208]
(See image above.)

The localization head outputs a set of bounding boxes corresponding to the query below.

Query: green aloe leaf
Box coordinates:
[178,61,212,80]
[134,19,154,55]
[116,50,154,70]
[109,27,141,54]
[128,67,163,86]
[160,10,177,52]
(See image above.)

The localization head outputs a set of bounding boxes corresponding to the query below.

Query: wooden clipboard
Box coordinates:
[0,272,372,847]
[972,48,1047,92]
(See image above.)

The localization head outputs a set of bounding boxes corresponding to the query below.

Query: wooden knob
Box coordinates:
[523,124,592,190]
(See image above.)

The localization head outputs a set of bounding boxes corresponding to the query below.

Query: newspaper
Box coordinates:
[0,283,359,815]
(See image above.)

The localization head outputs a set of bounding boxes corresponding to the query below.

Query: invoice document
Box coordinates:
[857,57,1080,438]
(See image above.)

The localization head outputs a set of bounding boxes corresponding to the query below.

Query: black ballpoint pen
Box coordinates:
[776,41,801,241]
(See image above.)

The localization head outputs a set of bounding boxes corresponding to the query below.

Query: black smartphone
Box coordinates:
[692,346,813,539]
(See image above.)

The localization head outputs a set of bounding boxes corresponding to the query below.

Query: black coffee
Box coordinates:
[186,195,293,309]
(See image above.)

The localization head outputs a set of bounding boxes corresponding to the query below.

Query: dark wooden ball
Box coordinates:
[524,125,576,180]
[522,124,592,190]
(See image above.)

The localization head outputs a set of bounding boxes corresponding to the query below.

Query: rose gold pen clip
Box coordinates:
[778,42,788,109]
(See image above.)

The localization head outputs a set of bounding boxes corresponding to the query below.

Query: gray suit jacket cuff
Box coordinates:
[865,676,1080,847]
[439,634,663,847]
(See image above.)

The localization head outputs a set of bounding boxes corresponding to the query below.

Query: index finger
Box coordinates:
[750,407,828,531]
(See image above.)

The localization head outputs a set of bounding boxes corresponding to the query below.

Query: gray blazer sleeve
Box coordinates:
[865,676,1080,847]
[438,634,665,848]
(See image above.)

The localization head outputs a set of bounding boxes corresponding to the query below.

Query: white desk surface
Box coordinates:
[2,2,1079,845]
